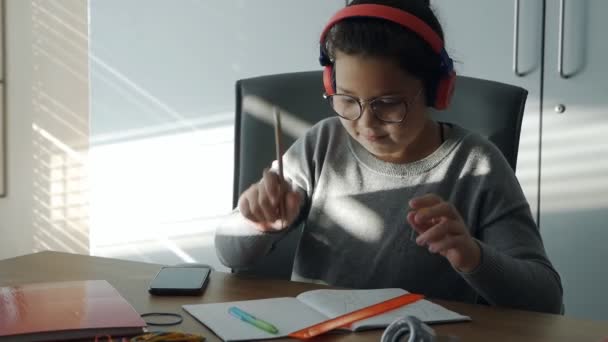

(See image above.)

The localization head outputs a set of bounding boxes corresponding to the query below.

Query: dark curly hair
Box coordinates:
[323,0,445,105]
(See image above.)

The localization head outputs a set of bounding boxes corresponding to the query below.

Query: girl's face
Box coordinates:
[333,52,436,163]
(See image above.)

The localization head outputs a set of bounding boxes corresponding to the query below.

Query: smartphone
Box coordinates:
[148,265,211,296]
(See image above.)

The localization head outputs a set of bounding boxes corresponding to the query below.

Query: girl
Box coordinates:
[216,0,563,314]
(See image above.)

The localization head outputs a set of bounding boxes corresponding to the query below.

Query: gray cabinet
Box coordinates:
[540,0,608,320]
[432,0,608,320]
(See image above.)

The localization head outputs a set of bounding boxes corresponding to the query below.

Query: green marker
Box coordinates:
[228,306,279,334]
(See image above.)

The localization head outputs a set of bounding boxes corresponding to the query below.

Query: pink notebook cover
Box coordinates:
[0,280,146,340]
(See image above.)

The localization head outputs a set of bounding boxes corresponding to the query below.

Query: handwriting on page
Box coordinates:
[297,288,407,318]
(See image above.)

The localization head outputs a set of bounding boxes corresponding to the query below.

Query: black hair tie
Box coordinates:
[140,312,183,326]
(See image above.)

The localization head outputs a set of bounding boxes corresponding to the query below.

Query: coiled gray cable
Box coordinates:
[380,316,460,342]
[381,316,437,342]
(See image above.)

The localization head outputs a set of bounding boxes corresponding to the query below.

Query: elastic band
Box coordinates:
[140,312,183,326]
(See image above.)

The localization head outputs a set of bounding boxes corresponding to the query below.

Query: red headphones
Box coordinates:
[319,4,456,110]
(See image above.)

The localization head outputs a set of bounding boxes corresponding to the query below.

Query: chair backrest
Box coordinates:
[233,70,527,279]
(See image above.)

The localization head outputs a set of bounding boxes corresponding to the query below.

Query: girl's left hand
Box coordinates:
[407,194,481,273]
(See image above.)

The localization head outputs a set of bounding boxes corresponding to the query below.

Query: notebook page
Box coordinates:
[296,288,470,331]
[183,297,328,341]
[296,288,408,319]
[350,298,471,330]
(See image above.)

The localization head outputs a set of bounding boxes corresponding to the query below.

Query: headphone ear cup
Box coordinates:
[433,71,456,110]
[323,65,335,95]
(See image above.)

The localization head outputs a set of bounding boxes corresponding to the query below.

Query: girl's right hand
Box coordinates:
[238,169,303,232]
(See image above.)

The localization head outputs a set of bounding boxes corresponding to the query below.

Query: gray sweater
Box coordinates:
[216,117,563,314]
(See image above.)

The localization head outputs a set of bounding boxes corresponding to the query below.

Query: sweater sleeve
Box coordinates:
[460,207,564,313]
[215,122,320,270]
[214,208,292,269]
[458,142,563,314]
[214,181,311,269]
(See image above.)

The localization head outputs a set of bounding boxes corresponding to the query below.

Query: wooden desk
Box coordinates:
[0,252,606,342]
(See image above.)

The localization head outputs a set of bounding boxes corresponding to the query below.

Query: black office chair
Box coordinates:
[232,70,528,279]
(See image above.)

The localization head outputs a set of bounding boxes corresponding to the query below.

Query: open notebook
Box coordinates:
[183,288,469,341]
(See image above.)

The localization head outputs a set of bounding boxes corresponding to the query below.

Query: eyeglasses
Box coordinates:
[323,89,422,124]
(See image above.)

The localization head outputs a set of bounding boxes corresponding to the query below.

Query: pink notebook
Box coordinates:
[0,280,146,341]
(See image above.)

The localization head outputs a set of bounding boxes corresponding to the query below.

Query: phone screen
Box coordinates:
[149,266,210,295]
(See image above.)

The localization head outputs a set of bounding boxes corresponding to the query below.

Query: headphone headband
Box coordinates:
[319,4,444,57]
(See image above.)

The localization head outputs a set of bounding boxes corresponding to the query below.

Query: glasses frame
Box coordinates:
[323,89,423,124]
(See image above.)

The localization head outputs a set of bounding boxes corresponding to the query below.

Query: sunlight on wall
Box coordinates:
[515,109,540,219]
[89,37,235,266]
[89,17,234,266]
[89,120,233,268]
[32,124,88,254]
[30,0,90,255]
[540,108,608,212]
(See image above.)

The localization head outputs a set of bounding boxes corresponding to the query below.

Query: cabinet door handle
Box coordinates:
[558,0,568,78]
[513,0,525,77]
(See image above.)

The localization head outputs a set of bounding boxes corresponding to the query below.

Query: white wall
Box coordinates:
[0,0,90,260]
[89,0,344,269]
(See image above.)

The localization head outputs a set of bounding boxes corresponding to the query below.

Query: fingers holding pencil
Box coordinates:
[237,107,303,232]
[239,166,302,232]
